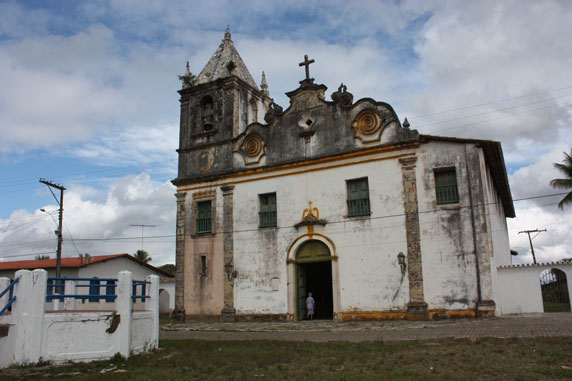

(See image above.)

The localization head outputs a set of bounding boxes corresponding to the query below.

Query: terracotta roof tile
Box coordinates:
[0,254,127,271]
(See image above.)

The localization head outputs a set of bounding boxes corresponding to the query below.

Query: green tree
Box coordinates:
[550,149,572,210]
[158,264,176,276]
[134,250,152,263]
[35,255,50,260]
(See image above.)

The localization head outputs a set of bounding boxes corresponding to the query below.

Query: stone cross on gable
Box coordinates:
[299,55,315,84]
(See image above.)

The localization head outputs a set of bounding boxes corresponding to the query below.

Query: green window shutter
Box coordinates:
[347,178,370,217]
[197,201,212,233]
[259,192,277,227]
[435,169,459,204]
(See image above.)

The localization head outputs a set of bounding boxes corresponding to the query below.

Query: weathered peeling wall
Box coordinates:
[482,161,512,267]
[416,142,481,311]
[231,155,411,316]
[182,189,225,316]
[175,78,268,183]
[480,154,512,312]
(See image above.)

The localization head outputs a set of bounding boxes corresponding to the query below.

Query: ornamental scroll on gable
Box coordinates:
[234,132,266,165]
[351,109,390,144]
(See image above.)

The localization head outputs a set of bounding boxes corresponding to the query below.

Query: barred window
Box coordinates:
[347,178,370,217]
[197,201,212,234]
[435,169,459,204]
[259,193,277,228]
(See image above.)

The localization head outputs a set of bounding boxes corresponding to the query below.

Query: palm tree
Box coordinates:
[550,149,572,210]
[134,249,152,263]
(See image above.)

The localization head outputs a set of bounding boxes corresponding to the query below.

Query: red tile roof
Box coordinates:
[0,254,173,277]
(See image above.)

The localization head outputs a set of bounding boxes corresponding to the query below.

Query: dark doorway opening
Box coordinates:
[297,261,333,320]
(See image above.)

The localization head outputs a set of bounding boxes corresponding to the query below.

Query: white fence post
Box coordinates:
[0,277,10,311]
[116,271,132,358]
[12,269,47,364]
[64,280,75,310]
[145,275,160,349]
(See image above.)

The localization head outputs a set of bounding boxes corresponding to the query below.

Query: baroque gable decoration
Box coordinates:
[294,201,327,230]
[236,133,266,165]
[264,102,283,124]
[351,109,388,144]
[331,83,354,108]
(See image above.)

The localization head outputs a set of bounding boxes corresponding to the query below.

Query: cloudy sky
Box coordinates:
[0,0,571,266]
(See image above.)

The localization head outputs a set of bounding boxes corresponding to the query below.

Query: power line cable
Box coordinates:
[2,191,565,247]
[415,93,572,129]
[410,85,572,118]
[426,101,572,134]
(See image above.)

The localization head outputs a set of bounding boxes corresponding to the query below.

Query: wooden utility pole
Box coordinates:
[39,179,65,277]
[518,229,547,264]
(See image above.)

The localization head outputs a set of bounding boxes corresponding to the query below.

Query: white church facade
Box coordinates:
[172,29,515,321]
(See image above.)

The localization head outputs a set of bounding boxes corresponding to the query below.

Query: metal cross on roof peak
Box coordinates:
[299,55,315,83]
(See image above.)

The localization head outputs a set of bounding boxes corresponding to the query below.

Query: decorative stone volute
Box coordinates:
[236,133,266,165]
[351,109,388,143]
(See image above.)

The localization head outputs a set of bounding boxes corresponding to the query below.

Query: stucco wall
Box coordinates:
[231,151,411,315]
[416,142,481,311]
[183,189,225,315]
[181,141,508,318]
[497,263,572,314]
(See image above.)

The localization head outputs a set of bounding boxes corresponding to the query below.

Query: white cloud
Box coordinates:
[407,0,572,162]
[68,123,178,175]
[508,203,572,264]
[0,174,176,266]
[1,0,571,270]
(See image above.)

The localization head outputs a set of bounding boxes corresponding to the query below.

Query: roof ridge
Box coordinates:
[194,28,258,89]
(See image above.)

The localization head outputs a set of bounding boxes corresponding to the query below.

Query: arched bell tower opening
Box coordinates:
[200,95,214,131]
[290,239,336,321]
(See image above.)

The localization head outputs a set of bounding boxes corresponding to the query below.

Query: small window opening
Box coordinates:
[259,192,277,227]
[196,200,212,234]
[346,177,370,217]
[435,168,459,204]
[200,255,208,277]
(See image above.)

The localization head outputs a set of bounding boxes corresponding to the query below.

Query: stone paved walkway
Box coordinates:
[160,313,572,342]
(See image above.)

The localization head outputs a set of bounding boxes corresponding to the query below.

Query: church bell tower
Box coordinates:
[174,27,271,184]
[172,28,270,322]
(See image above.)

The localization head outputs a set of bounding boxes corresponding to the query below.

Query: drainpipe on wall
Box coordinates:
[465,145,482,318]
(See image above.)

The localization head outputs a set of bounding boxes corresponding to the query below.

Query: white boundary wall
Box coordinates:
[496,262,572,315]
[0,270,159,369]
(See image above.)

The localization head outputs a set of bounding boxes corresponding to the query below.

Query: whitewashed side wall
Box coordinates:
[0,270,159,369]
[232,152,411,315]
[159,281,175,314]
[480,154,512,314]
[497,264,572,314]
[482,162,512,267]
[416,142,480,310]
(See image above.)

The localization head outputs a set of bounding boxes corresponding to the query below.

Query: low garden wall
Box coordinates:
[0,269,159,369]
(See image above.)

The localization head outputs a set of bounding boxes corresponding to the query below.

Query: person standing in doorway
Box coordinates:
[306,292,316,320]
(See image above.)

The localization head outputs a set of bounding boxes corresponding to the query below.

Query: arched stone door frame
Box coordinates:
[286,232,341,321]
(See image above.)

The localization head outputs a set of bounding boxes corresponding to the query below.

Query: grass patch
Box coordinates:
[543,302,571,313]
[1,338,572,380]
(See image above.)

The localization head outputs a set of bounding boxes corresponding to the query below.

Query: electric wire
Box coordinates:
[0,190,568,261]
[410,85,572,119]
